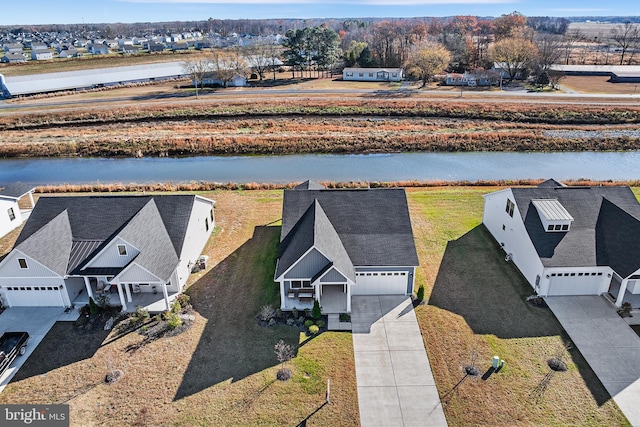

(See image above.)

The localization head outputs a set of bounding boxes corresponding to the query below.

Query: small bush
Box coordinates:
[304,319,314,328]
[268,318,277,326]
[275,308,282,318]
[308,325,320,335]
[316,320,325,328]
[286,318,296,326]
[304,308,311,318]
[277,368,292,381]
[339,313,351,322]
[175,293,191,308]
[89,297,99,315]
[548,357,568,372]
[95,293,110,308]
[416,285,425,301]
[259,305,276,321]
[292,307,298,318]
[312,300,322,320]
[166,312,182,330]
[171,300,182,314]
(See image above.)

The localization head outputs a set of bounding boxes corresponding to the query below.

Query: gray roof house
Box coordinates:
[483,179,640,307]
[0,195,215,312]
[275,181,419,313]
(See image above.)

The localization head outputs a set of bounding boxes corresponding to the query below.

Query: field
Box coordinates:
[562,76,640,95]
[0,187,632,426]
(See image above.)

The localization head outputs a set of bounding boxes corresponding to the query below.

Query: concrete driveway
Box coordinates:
[545,296,640,426]
[351,295,447,426]
[0,307,64,393]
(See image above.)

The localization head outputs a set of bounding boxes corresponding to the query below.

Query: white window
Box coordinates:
[18,258,28,269]
[117,245,127,256]
[205,217,209,231]
[290,280,311,289]
[369,73,374,77]
[7,207,15,221]
[359,73,364,77]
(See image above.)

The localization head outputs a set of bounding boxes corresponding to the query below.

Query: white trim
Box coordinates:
[84,236,140,268]
[113,261,166,284]
[0,249,63,278]
[275,245,318,281]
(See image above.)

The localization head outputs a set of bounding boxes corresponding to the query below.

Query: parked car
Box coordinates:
[0,332,29,376]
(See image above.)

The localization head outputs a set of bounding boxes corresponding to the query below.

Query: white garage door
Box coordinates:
[4,285,65,307]
[352,272,408,295]
[547,274,603,296]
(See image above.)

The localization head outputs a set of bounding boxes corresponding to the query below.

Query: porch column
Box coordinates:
[116,282,127,311]
[279,281,286,310]
[162,283,170,311]
[28,191,35,208]
[124,283,132,303]
[346,283,351,313]
[616,278,629,307]
[83,277,94,300]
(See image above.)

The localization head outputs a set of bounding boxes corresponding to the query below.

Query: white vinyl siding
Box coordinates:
[116,263,162,283]
[0,251,60,278]
[284,248,329,279]
[175,196,215,288]
[352,271,409,295]
[85,237,138,268]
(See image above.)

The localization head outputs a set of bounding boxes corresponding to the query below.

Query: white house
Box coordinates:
[0,184,35,239]
[343,67,404,82]
[274,181,419,313]
[87,44,109,55]
[0,194,215,312]
[483,179,640,306]
[31,49,53,60]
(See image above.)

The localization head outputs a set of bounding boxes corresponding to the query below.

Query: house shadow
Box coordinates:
[173,225,300,401]
[10,323,110,381]
[428,224,612,405]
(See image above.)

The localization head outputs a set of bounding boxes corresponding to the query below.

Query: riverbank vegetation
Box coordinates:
[2,100,640,158]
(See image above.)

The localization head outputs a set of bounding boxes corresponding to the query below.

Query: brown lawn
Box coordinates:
[562,75,640,95]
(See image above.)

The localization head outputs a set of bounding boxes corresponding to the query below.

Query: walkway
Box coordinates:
[545,296,640,426]
[351,295,447,426]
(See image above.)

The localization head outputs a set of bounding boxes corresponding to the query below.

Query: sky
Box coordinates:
[1,0,638,26]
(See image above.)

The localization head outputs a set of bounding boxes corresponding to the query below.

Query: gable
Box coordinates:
[115,263,162,284]
[0,250,61,278]
[319,267,347,283]
[84,237,139,269]
[284,248,330,279]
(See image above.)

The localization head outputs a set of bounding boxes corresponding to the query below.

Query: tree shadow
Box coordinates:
[428,224,613,405]
[295,401,328,427]
[173,225,299,401]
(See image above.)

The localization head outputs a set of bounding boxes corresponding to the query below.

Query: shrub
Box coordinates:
[175,293,191,308]
[275,308,282,318]
[339,313,351,322]
[286,318,296,326]
[304,319,314,328]
[95,293,110,308]
[316,320,325,328]
[308,325,320,335]
[312,300,322,320]
[416,285,425,301]
[304,308,311,318]
[166,312,182,330]
[277,368,292,381]
[259,305,276,321]
[171,300,182,314]
[268,318,277,326]
[131,306,150,325]
[291,307,298,318]
[89,297,99,315]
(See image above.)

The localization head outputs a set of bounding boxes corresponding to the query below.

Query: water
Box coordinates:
[0,151,638,186]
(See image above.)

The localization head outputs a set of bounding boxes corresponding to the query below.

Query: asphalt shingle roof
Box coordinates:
[512,183,640,277]
[13,195,200,281]
[0,183,34,199]
[279,188,419,272]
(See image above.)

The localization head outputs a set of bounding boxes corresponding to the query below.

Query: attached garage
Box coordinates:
[546,272,606,296]
[352,271,410,295]
[3,285,66,307]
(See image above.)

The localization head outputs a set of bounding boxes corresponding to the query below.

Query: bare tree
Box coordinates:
[243,41,281,81]
[209,48,248,87]
[274,339,294,381]
[611,22,640,65]
[489,36,539,81]
[182,59,211,98]
[534,33,563,71]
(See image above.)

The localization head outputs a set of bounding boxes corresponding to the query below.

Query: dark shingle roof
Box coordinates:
[280,188,419,269]
[294,180,325,190]
[13,195,202,281]
[0,183,34,199]
[276,200,355,280]
[512,184,640,277]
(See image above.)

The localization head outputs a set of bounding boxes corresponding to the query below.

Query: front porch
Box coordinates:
[609,279,640,309]
[281,284,349,314]
[73,287,179,313]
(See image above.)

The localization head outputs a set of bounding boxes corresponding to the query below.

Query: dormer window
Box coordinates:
[506,199,515,217]
[532,199,573,233]
[117,245,127,256]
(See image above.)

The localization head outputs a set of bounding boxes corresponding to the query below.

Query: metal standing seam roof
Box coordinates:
[531,199,574,221]
[1,61,188,96]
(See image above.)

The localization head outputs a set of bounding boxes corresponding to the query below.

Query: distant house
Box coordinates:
[548,64,640,83]
[3,43,23,53]
[118,39,134,47]
[483,179,640,307]
[446,70,499,87]
[201,72,247,87]
[274,181,419,313]
[1,52,26,63]
[87,44,109,55]
[0,184,35,240]
[0,194,215,311]
[146,42,165,52]
[28,43,48,51]
[58,48,81,59]
[31,49,53,60]
[194,40,212,50]
[492,62,526,80]
[103,40,119,48]
[120,45,139,54]
[171,42,189,51]
[343,67,404,82]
